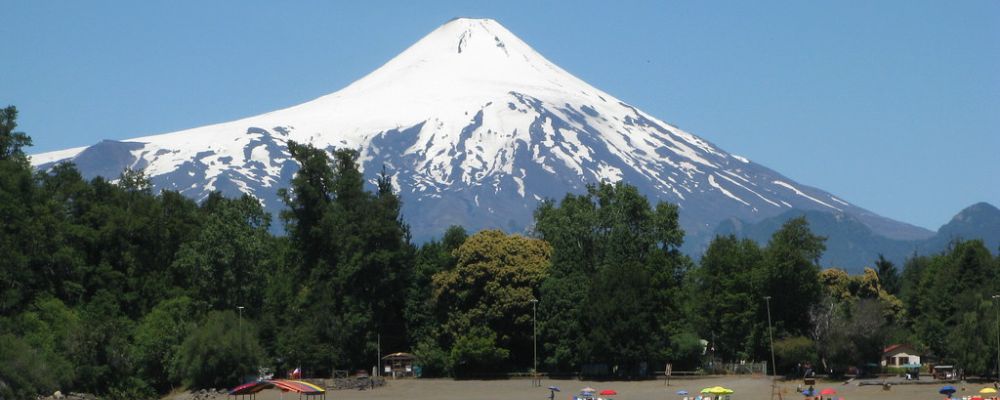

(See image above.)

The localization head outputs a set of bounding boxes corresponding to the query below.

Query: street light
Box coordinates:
[992,294,999,384]
[237,306,245,376]
[237,305,245,341]
[531,298,539,387]
[763,296,776,377]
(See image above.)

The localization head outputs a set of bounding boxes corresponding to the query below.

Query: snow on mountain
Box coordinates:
[31,18,933,243]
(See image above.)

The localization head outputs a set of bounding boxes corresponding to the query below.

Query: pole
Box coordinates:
[531,298,539,387]
[238,306,244,336]
[377,332,381,378]
[238,306,245,377]
[764,296,776,377]
[993,294,1000,384]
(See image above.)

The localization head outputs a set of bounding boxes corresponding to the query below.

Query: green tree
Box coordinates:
[912,240,997,375]
[690,235,763,361]
[0,333,60,399]
[432,229,551,372]
[406,225,466,375]
[276,143,413,372]
[449,326,511,376]
[171,193,271,312]
[534,182,691,373]
[132,296,198,391]
[874,254,900,295]
[759,217,825,343]
[0,105,32,165]
[171,311,264,389]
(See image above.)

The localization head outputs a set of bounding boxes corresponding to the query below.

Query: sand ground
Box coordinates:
[206,376,985,400]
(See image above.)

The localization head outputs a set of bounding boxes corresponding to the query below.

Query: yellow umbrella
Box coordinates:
[702,387,734,395]
[980,388,998,394]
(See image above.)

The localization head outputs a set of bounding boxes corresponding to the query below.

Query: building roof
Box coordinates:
[883,344,917,354]
[381,352,417,360]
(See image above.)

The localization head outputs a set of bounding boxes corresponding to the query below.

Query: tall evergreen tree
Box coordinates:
[0,105,32,165]
[874,254,900,295]
[690,235,763,361]
[535,182,692,373]
[276,142,413,373]
[759,217,825,352]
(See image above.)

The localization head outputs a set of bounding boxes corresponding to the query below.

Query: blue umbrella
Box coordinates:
[677,390,690,395]
[547,386,560,400]
[802,388,816,396]
[940,386,957,396]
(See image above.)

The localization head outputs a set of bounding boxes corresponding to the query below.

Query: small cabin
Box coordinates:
[882,344,921,367]
[932,365,955,380]
[381,352,418,378]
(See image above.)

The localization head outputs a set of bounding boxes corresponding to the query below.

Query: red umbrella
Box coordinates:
[599,389,618,395]
[820,388,837,396]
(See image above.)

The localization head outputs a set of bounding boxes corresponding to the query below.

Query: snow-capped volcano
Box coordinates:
[32,18,932,244]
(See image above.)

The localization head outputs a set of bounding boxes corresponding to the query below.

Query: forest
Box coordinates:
[2,105,998,399]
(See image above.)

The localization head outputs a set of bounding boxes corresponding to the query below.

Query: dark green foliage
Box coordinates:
[689,235,763,361]
[761,217,825,339]
[534,182,692,373]
[171,193,271,312]
[773,336,817,373]
[171,311,264,389]
[449,327,511,376]
[875,254,900,295]
[275,142,414,374]
[908,240,998,375]
[0,333,59,399]
[408,226,467,377]
[132,296,198,391]
[0,105,32,165]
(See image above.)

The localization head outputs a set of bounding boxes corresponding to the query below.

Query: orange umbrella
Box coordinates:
[820,388,837,396]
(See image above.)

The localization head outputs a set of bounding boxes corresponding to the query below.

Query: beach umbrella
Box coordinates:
[820,388,837,396]
[802,388,816,396]
[676,390,689,395]
[600,389,617,395]
[702,387,733,395]
[980,388,998,394]
[581,387,597,395]
[549,386,561,392]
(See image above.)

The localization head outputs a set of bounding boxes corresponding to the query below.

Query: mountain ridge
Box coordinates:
[710,202,999,272]
[31,18,933,245]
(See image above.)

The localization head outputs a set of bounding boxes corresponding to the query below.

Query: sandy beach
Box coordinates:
[194,376,986,400]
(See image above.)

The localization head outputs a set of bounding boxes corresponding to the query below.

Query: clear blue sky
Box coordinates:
[3,0,998,231]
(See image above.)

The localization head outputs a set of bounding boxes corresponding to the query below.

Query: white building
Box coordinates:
[882,344,921,367]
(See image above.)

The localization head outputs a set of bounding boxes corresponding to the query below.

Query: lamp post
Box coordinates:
[531,298,539,387]
[237,305,245,376]
[764,296,776,377]
[992,294,999,384]
[237,305,245,342]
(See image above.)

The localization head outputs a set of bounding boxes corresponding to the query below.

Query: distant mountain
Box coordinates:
[920,202,1000,254]
[30,18,932,244]
[710,202,1000,272]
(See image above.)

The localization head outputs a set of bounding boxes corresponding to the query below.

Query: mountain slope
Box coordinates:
[30,18,933,243]
[712,202,999,272]
[920,202,1000,253]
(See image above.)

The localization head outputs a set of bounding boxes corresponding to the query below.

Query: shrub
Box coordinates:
[171,311,264,389]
